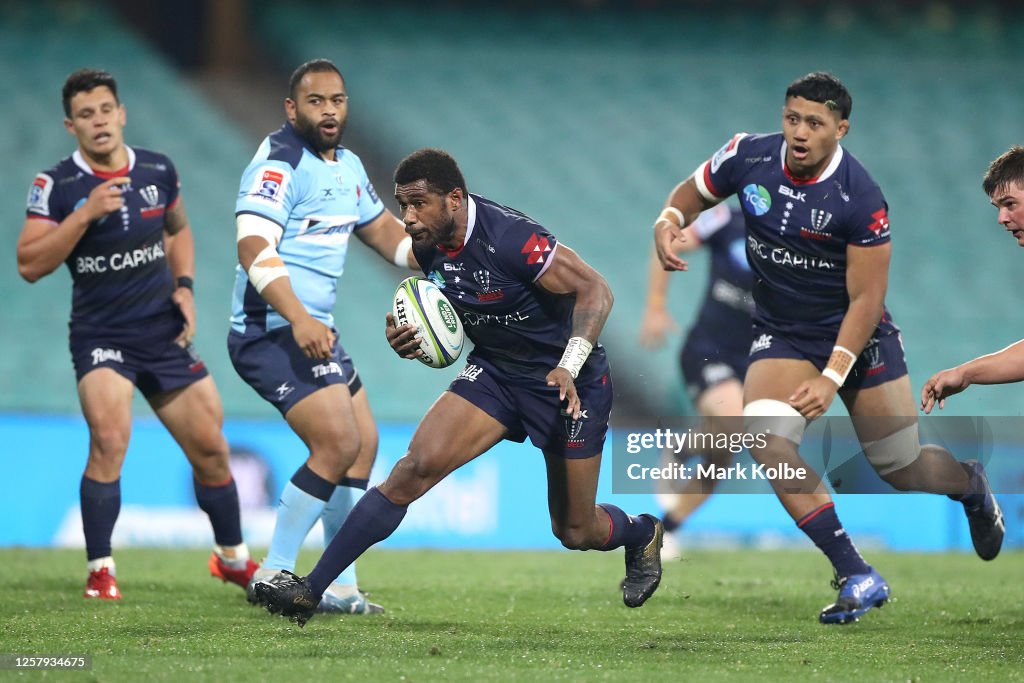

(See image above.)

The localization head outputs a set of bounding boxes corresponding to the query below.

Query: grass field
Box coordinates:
[1,548,1021,681]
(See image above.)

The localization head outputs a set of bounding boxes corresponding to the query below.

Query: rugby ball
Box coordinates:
[392,276,464,369]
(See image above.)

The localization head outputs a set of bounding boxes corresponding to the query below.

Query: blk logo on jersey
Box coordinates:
[521,233,552,265]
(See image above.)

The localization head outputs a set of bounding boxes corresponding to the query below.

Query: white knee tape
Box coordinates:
[862,424,921,476]
[743,399,807,445]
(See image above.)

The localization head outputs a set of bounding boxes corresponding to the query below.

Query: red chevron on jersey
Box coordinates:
[521,233,552,265]
[868,208,889,235]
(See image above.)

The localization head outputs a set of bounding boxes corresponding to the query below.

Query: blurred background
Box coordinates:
[2,0,1022,554]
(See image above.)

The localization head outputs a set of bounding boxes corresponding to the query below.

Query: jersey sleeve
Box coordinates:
[235,157,299,228]
[694,133,749,202]
[499,218,559,283]
[352,157,385,228]
[25,171,61,222]
[845,185,891,246]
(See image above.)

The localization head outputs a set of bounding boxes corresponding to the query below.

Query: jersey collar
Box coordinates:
[779,140,843,185]
[439,196,476,258]
[73,146,136,176]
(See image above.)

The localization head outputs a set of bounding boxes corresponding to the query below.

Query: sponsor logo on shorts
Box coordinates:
[275,382,294,399]
[564,409,590,449]
[863,337,886,376]
[91,348,124,365]
[456,364,484,382]
[312,362,343,378]
[750,334,773,354]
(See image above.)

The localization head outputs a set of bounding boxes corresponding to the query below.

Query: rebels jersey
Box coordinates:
[696,132,897,337]
[412,194,609,386]
[689,203,753,351]
[25,147,180,332]
[231,123,384,334]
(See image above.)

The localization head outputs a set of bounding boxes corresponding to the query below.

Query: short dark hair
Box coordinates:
[394,148,468,196]
[289,59,344,99]
[982,146,1024,198]
[785,71,852,120]
[62,68,118,117]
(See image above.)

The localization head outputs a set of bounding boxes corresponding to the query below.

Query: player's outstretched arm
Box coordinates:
[921,339,1024,413]
[652,176,713,272]
[355,210,419,269]
[17,176,130,282]
[537,244,612,419]
[639,226,702,350]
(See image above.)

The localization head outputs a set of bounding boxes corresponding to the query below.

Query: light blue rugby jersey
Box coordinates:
[231,122,384,334]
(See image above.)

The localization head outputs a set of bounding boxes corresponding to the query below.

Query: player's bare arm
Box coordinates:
[163,200,197,343]
[236,216,334,359]
[640,227,704,349]
[536,244,613,419]
[921,339,1024,413]
[653,176,714,272]
[790,243,889,418]
[17,176,130,282]
[354,209,419,269]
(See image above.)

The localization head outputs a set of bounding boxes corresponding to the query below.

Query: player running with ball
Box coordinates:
[254,148,664,626]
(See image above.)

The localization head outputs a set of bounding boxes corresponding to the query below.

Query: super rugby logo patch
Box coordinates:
[27,173,53,216]
[248,166,291,208]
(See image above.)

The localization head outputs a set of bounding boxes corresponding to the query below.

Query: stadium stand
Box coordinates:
[2,1,1023,422]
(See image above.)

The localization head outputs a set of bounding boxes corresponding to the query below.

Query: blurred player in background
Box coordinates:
[639,203,752,560]
[229,59,416,615]
[653,71,1004,624]
[253,148,663,626]
[17,68,257,600]
[922,146,1024,408]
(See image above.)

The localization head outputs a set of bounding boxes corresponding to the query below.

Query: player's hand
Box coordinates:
[788,376,839,419]
[81,176,131,222]
[638,306,679,350]
[385,312,424,361]
[292,314,335,359]
[546,367,581,420]
[172,286,196,346]
[920,367,969,414]
[653,219,688,272]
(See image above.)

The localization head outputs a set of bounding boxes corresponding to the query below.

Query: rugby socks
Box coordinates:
[598,504,656,550]
[797,503,871,578]
[661,513,682,534]
[80,476,121,561]
[263,464,335,572]
[194,477,243,547]
[321,477,369,587]
[307,487,407,597]
[948,461,986,509]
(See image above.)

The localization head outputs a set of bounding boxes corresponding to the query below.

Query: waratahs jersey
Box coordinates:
[411,194,609,386]
[689,203,753,351]
[231,122,384,334]
[695,132,898,338]
[25,147,180,333]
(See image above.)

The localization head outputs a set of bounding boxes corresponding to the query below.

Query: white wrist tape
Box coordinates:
[656,206,685,228]
[822,345,858,387]
[236,213,283,246]
[393,235,412,267]
[557,336,593,379]
[248,243,289,294]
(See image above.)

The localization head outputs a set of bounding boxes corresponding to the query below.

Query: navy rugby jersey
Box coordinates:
[25,147,180,332]
[412,194,609,385]
[695,132,898,337]
[689,203,753,349]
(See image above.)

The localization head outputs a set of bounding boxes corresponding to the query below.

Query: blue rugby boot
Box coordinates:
[960,460,1005,561]
[819,568,890,625]
[318,585,385,615]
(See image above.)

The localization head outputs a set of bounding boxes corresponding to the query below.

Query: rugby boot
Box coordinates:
[960,460,1005,561]
[622,514,664,608]
[819,567,889,625]
[208,551,259,589]
[84,566,121,600]
[254,570,319,627]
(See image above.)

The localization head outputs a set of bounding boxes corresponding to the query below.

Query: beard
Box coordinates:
[293,112,345,153]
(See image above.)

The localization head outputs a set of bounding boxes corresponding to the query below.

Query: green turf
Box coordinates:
[0,548,1021,681]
